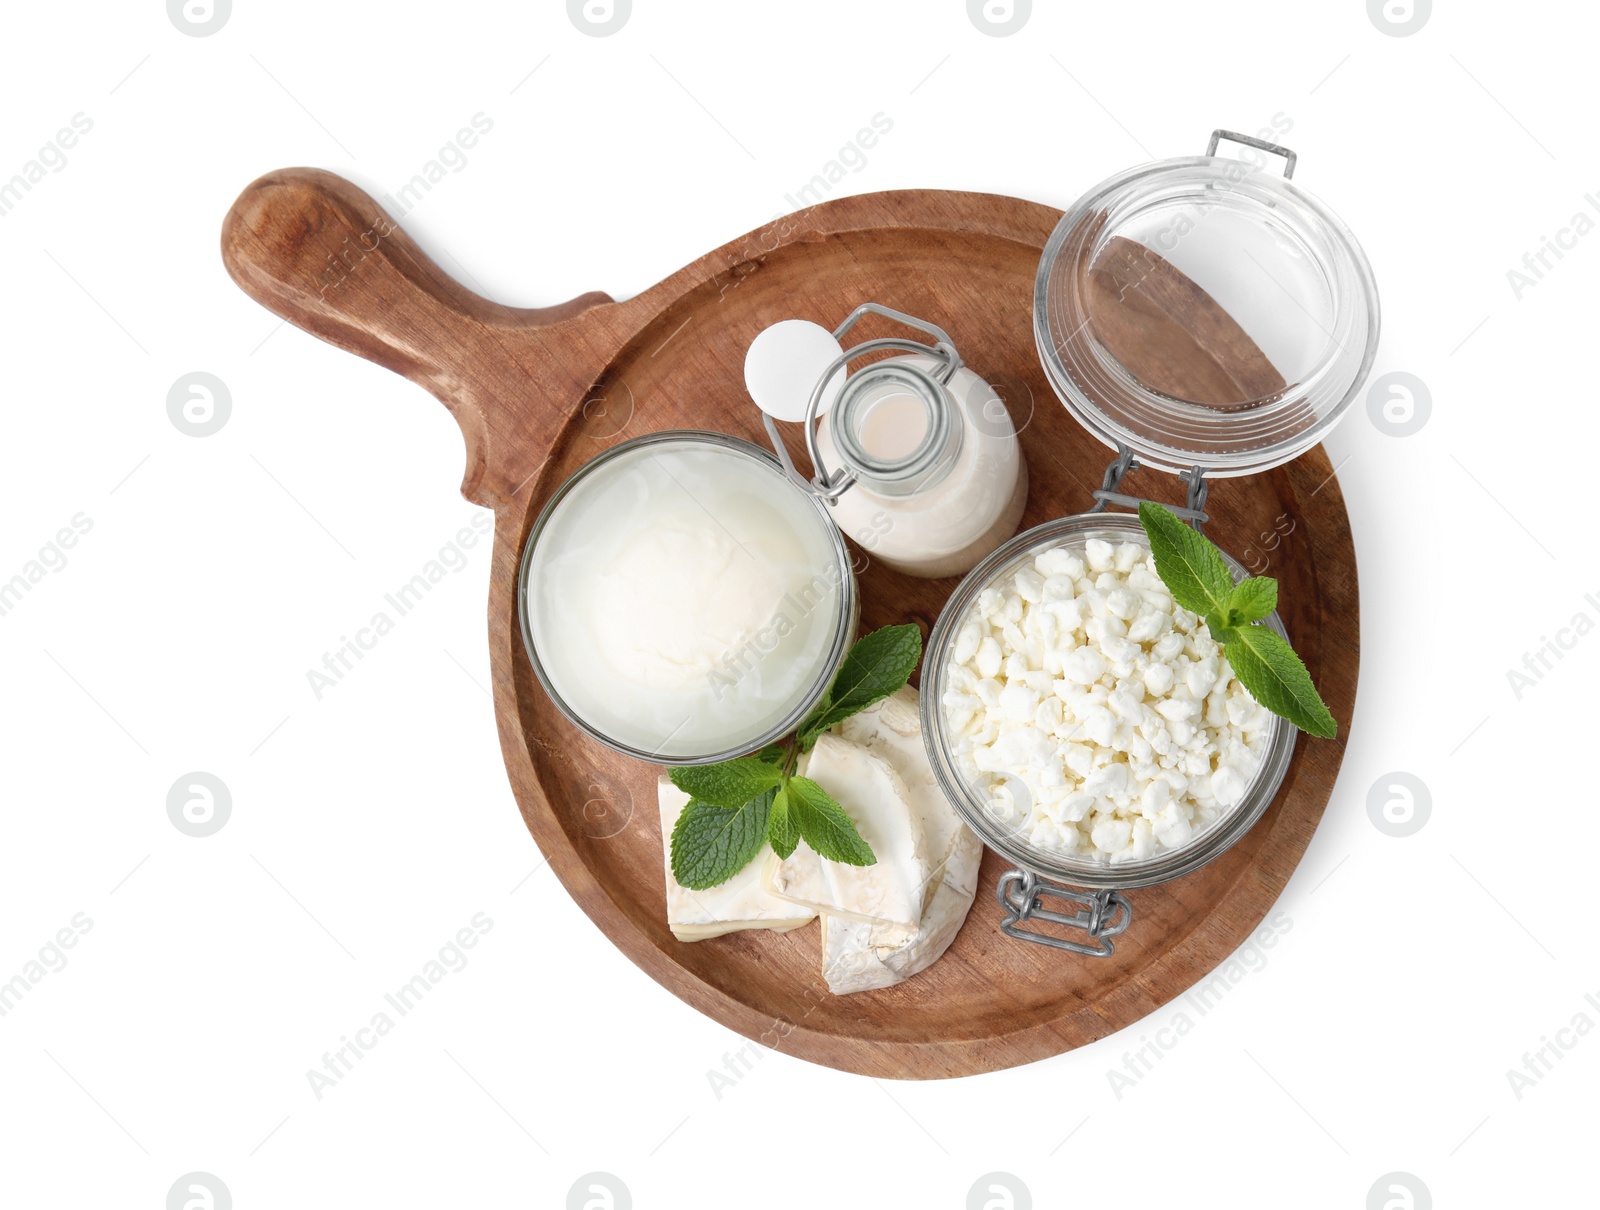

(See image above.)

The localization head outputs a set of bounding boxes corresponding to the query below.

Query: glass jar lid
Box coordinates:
[1034,130,1380,477]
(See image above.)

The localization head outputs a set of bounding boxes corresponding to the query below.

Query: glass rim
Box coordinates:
[832,361,956,490]
[920,510,1298,889]
[516,429,858,766]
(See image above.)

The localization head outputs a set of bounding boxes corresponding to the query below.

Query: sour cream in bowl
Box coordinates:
[519,431,857,765]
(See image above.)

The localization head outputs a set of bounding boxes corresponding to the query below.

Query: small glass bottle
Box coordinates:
[750,305,1028,579]
[816,354,1027,577]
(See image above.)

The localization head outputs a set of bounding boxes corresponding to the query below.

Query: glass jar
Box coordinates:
[760,304,1028,578]
[919,131,1376,954]
[518,431,858,765]
[922,512,1296,894]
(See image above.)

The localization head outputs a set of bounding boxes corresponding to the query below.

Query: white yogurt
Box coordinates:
[523,435,852,760]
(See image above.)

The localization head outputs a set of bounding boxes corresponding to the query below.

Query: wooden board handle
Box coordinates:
[220,167,612,508]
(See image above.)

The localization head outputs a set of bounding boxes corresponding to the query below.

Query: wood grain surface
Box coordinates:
[220,169,1358,1078]
[1087,233,1289,408]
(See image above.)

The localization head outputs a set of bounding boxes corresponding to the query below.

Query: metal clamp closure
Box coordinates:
[1207,129,1297,179]
[996,870,1132,957]
[1088,444,1210,532]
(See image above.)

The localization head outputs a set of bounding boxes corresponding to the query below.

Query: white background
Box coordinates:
[0,1,1591,1206]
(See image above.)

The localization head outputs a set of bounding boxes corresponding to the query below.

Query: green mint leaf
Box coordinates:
[668,758,781,810]
[669,788,775,890]
[1204,612,1239,646]
[786,776,876,866]
[1225,624,1338,739]
[1225,576,1278,627]
[766,784,799,860]
[1135,505,1331,740]
[1137,502,1234,619]
[798,624,922,750]
[754,744,787,766]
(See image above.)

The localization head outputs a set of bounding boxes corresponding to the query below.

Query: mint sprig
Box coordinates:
[1138,501,1234,619]
[786,776,877,865]
[1137,502,1336,740]
[1223,576,1277,628]
[671,787,776,891]
[1221,625,1337,740]
[797,624,922,750]
[668,758,780,810]
[767,785,800,860]
[668,624,922,891]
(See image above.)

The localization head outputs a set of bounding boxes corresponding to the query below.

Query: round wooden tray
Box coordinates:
[221,172,1358,1078]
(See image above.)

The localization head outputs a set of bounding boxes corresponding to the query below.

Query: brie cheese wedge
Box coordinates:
[658,778,816,942]
[821,687,983,994]
[837,686,980,906]
[763,733,929,934]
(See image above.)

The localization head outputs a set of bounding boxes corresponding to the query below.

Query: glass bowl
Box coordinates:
[921,511,1296,890]
[1034,149,1379,478]
[518,431,858,765]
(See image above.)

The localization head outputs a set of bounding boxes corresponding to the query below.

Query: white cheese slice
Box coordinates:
[837,686,980,908]
[763,733,929,933]
[657,778,816,942]
[821,686,983,994]
[821,880,975,994]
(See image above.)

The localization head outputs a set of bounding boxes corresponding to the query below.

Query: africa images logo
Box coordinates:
[967,0,1031,37]
[967,1172,1031,1210]
[167,1173,231,1210]
[568,0,630,37]
[567,1172,631,1210]
[1367,0,1430,37]
[168,373,231,437]
[167,0,231,37]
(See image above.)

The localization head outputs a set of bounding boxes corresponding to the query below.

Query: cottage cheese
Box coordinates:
[941,536,1271,864]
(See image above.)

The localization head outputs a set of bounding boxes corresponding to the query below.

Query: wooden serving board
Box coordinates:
[221,171,1358,1078]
